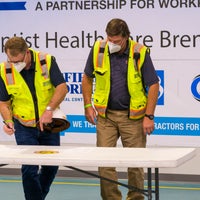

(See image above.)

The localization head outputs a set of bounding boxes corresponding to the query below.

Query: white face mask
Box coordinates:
[107,41,121,54]
[14,62,26,72]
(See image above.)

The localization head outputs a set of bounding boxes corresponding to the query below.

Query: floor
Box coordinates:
[0,176,199,200]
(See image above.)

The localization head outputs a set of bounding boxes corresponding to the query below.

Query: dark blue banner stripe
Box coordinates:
[0,2,26,11]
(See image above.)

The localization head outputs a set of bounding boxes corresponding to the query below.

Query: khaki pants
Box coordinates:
[97,110,146,200]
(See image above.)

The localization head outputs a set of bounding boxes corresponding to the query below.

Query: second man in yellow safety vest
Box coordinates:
[82,18,159,200]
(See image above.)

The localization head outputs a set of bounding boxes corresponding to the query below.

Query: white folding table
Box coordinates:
[0,145,196,200]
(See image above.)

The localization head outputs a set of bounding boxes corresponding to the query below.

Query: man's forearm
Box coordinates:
[82,74,93,105]
[47,83,68,110]
[0,100,13,120]
[145,82,159,114]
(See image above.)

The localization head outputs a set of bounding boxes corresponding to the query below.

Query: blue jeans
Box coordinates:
[14,120,60,200]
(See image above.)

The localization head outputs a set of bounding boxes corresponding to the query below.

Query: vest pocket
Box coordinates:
[94,93,107,105]
[94,68,107,75]
[41,80,53,93]
[7,85,21,96]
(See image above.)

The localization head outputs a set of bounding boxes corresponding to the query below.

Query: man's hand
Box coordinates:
[143,117,155,135]
[3,121,15,135]
[85,106,97,125]
[39,110,53,131]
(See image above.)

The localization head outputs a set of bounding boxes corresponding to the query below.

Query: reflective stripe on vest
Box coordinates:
[97,40,107,68]
[13,114,36,127]
[132,43,143,72]
[94,105,107,117]
[129,107,146,119]
[4,62,14,85]
[38,53,48,79]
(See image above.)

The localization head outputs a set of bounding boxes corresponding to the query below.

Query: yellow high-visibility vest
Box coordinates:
[0,49,54,127]
[93,39,148,119]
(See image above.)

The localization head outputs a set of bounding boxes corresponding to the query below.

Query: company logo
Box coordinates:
[191,74,200,101]
[156,70,164,105]
[0,1,26,11]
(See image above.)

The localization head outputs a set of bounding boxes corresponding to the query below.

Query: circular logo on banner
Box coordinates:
[34,150,59,154]
[191,75,200,101]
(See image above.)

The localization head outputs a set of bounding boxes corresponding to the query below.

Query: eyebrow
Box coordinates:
[107,38,122,43]
[7,53,26,63]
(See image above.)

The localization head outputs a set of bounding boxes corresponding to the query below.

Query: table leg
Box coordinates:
[0,164,7,167]
[147,168,152,200]
[155,168,159,200]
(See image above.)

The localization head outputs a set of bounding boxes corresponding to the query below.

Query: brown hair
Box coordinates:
[105,18,130,38]
[5,37,28,56]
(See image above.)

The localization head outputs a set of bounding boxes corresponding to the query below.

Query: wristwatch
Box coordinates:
[145,114,154,120]
[46,106,53,111]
